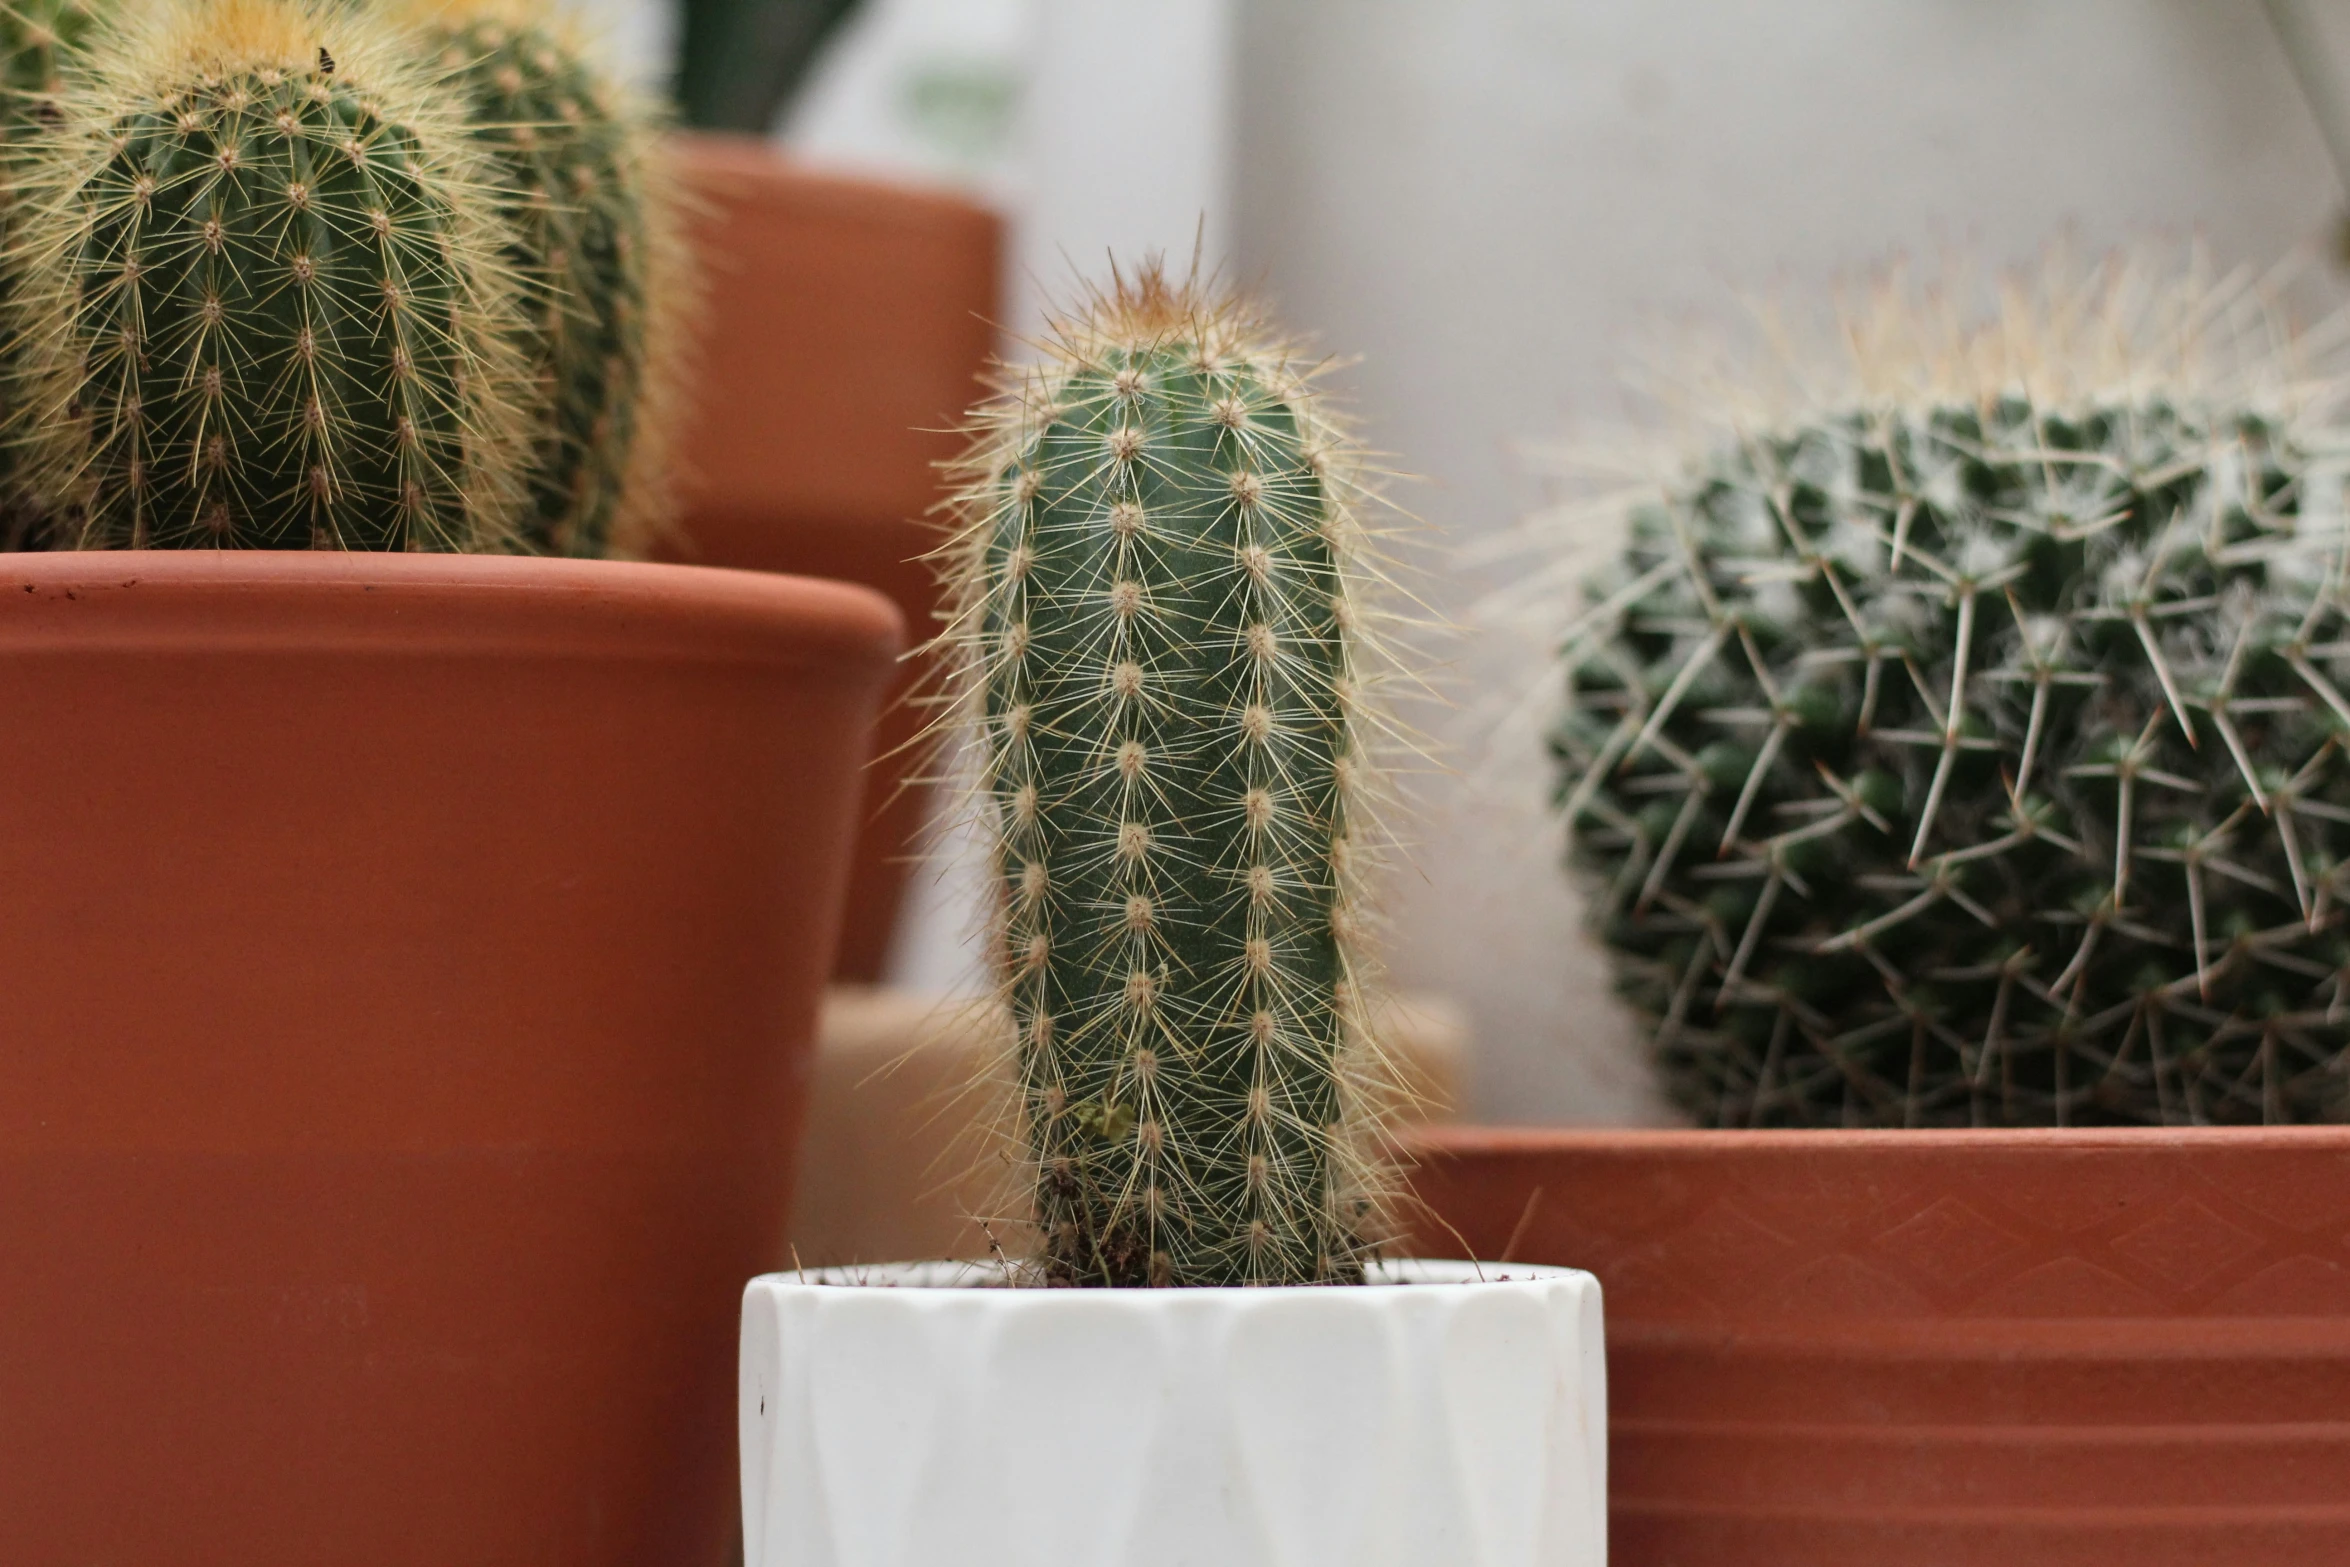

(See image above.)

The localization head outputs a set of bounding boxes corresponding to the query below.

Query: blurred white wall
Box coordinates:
[782,0,1033,206]
[1013,0,1234,331]
[1233,0,2350,1124]
[782,0,1234,334]
[560,0,673,90]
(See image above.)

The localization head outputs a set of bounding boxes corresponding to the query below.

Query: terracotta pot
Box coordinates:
[663,134,1002,982]
[0,553,900,1567]
[1404,1126,2350,1567]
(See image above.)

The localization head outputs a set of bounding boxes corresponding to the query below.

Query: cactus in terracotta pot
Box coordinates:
[400,0,688,557]
[940,262,1399,1286]
[7,0,530,550]
[1548,258,2350,1128]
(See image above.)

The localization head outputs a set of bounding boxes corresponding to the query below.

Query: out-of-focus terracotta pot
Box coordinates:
[1404,1127,2350,1567]
[0,553,900,1567]
[664,133,1002,982]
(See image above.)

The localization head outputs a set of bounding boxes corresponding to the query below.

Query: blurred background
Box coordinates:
[608,0,2350,1127]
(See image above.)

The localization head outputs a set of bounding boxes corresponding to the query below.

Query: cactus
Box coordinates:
[8,0,529,550]
[0,0,106,153]
[402,0,686,556]
[1549,260,2350,1127]
[1,0,100,129]
[0,0,105,548]
[942,264,1395,1286]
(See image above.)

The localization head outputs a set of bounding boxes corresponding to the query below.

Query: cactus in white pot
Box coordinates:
[737,262,1606,1567]
[946,261,1385,1289]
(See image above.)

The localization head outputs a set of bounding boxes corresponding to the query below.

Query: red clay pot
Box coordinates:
[663,135,1002,981]
[1405,1126,2350,1567]
[0,553,900,1567]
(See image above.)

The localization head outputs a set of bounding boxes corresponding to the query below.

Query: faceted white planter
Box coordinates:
[740,1260,1606,1567]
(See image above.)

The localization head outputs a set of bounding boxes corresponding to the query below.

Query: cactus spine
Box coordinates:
[403,0,685,556]
[1548,260,2350,1127]
[0,0,105,548]
[1,0,101,130]
[10,0,529,549]
[946,266,1392,1286]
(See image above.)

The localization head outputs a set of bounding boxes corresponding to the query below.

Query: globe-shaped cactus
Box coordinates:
[1549,262,2350,1127]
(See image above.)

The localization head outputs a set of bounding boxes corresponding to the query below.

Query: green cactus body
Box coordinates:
[0,0,104,548]
[952,274,1385,1286]
[12,0,527,549]
[2,0,99,121]
[1558,359,2350,1127]
[413,0,676,556]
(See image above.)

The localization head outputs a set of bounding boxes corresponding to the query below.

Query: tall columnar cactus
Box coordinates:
[402,0,686,556]
[8,0,529,549]
[1549,263,2350,1127]
[944,266,1394,1286]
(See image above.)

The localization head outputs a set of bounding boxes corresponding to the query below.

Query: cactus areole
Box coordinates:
[946,267,1393,1287]
[1553,267,2350,1128]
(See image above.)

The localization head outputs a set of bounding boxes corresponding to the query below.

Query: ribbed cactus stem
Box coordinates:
[948,267,1390,1286]
[11,0,528,549]
[407,0,684,557]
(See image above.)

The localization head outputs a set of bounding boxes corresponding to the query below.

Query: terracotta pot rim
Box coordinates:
[0,550,905,664]
[1406,1123,2350,1154]
[669,130,991,219]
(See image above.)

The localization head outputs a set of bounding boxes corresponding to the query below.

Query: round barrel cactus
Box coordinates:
[1554,266,2350,1127]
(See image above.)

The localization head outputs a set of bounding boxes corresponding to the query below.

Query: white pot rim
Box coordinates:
[757,1258,1583,1294]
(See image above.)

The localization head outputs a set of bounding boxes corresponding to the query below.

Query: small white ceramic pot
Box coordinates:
[740,1259,1605,1566]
